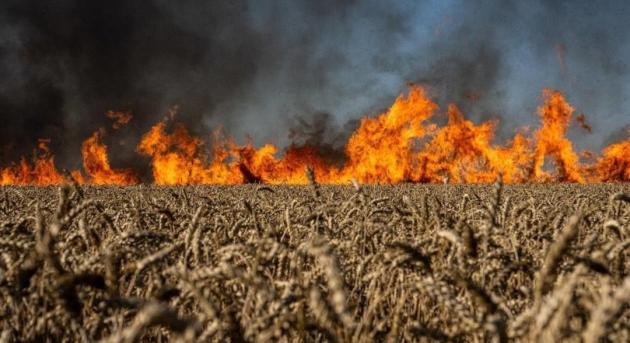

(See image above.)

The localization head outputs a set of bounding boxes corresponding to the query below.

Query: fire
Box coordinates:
[1,123,138,185]
[81,129,138,185]
[415,104,530,184]
[530,89,583,183]
[137,121,335,185]
[235,143,337,184]
[596,132,630,182]
[137,122,243,184]
[340,86,436,183]
[1,86,629,185]
[0,139,67,185]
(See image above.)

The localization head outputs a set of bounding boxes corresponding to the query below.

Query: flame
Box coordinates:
[81,129,138,185]
[596,131,630,182]
[1,122,138,185]
[530,89,583,182]
[137,121,335,185]
[0,140,67,185]
[1,86,629,185]
[137,86,437,184]
[416,104,531,184]
[137,122,243,184]
[340,86,436,183]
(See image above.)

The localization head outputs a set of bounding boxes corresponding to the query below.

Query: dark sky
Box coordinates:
[0,0,629,171]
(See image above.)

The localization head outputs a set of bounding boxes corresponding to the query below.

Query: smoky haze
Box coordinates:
[0,0,628,177]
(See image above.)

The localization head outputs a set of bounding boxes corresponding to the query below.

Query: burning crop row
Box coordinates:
[1,86,629,185]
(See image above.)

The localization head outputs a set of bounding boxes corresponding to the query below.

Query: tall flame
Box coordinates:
[341,86,436,183]
[530,89,583,182]
[1,86,629,185]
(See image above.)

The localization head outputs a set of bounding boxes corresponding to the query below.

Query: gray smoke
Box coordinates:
[0,0,628,176]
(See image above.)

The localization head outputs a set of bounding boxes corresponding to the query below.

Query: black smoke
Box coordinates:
[0,0,267,174]
[0,0,629,175]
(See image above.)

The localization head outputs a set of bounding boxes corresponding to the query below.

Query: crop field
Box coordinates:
[0,182,629,342]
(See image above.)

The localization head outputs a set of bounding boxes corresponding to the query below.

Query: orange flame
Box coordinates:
[137,122,243,184]
[530,89,583,182]
[596,131,630,182]
[341,86,436,183]
[81,129,138,185]
[0,140,67,185]
[416,104,530,184]
[2,87,629,185]
[1,118,138,185]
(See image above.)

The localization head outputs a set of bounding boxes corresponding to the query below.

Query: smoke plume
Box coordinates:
[0,0,628,175]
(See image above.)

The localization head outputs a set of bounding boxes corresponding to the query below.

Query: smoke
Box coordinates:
[288,112,349,166]
[0,0,628,173]
[0,0,267,176]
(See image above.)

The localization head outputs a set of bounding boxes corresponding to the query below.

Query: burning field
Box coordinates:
[1,85,627,342]
[0,86,628,186]
[3,86,628,342]
[1,1,630,342]
[0,182,629,341]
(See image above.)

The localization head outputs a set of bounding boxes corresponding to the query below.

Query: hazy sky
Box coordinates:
[0,0,628,171]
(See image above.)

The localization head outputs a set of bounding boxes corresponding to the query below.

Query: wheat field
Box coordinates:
[0,181,629,342]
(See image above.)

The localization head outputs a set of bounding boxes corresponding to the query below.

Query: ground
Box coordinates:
[0,183,629,342]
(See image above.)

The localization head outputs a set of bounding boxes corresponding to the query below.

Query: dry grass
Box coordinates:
[0,181,629,342]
